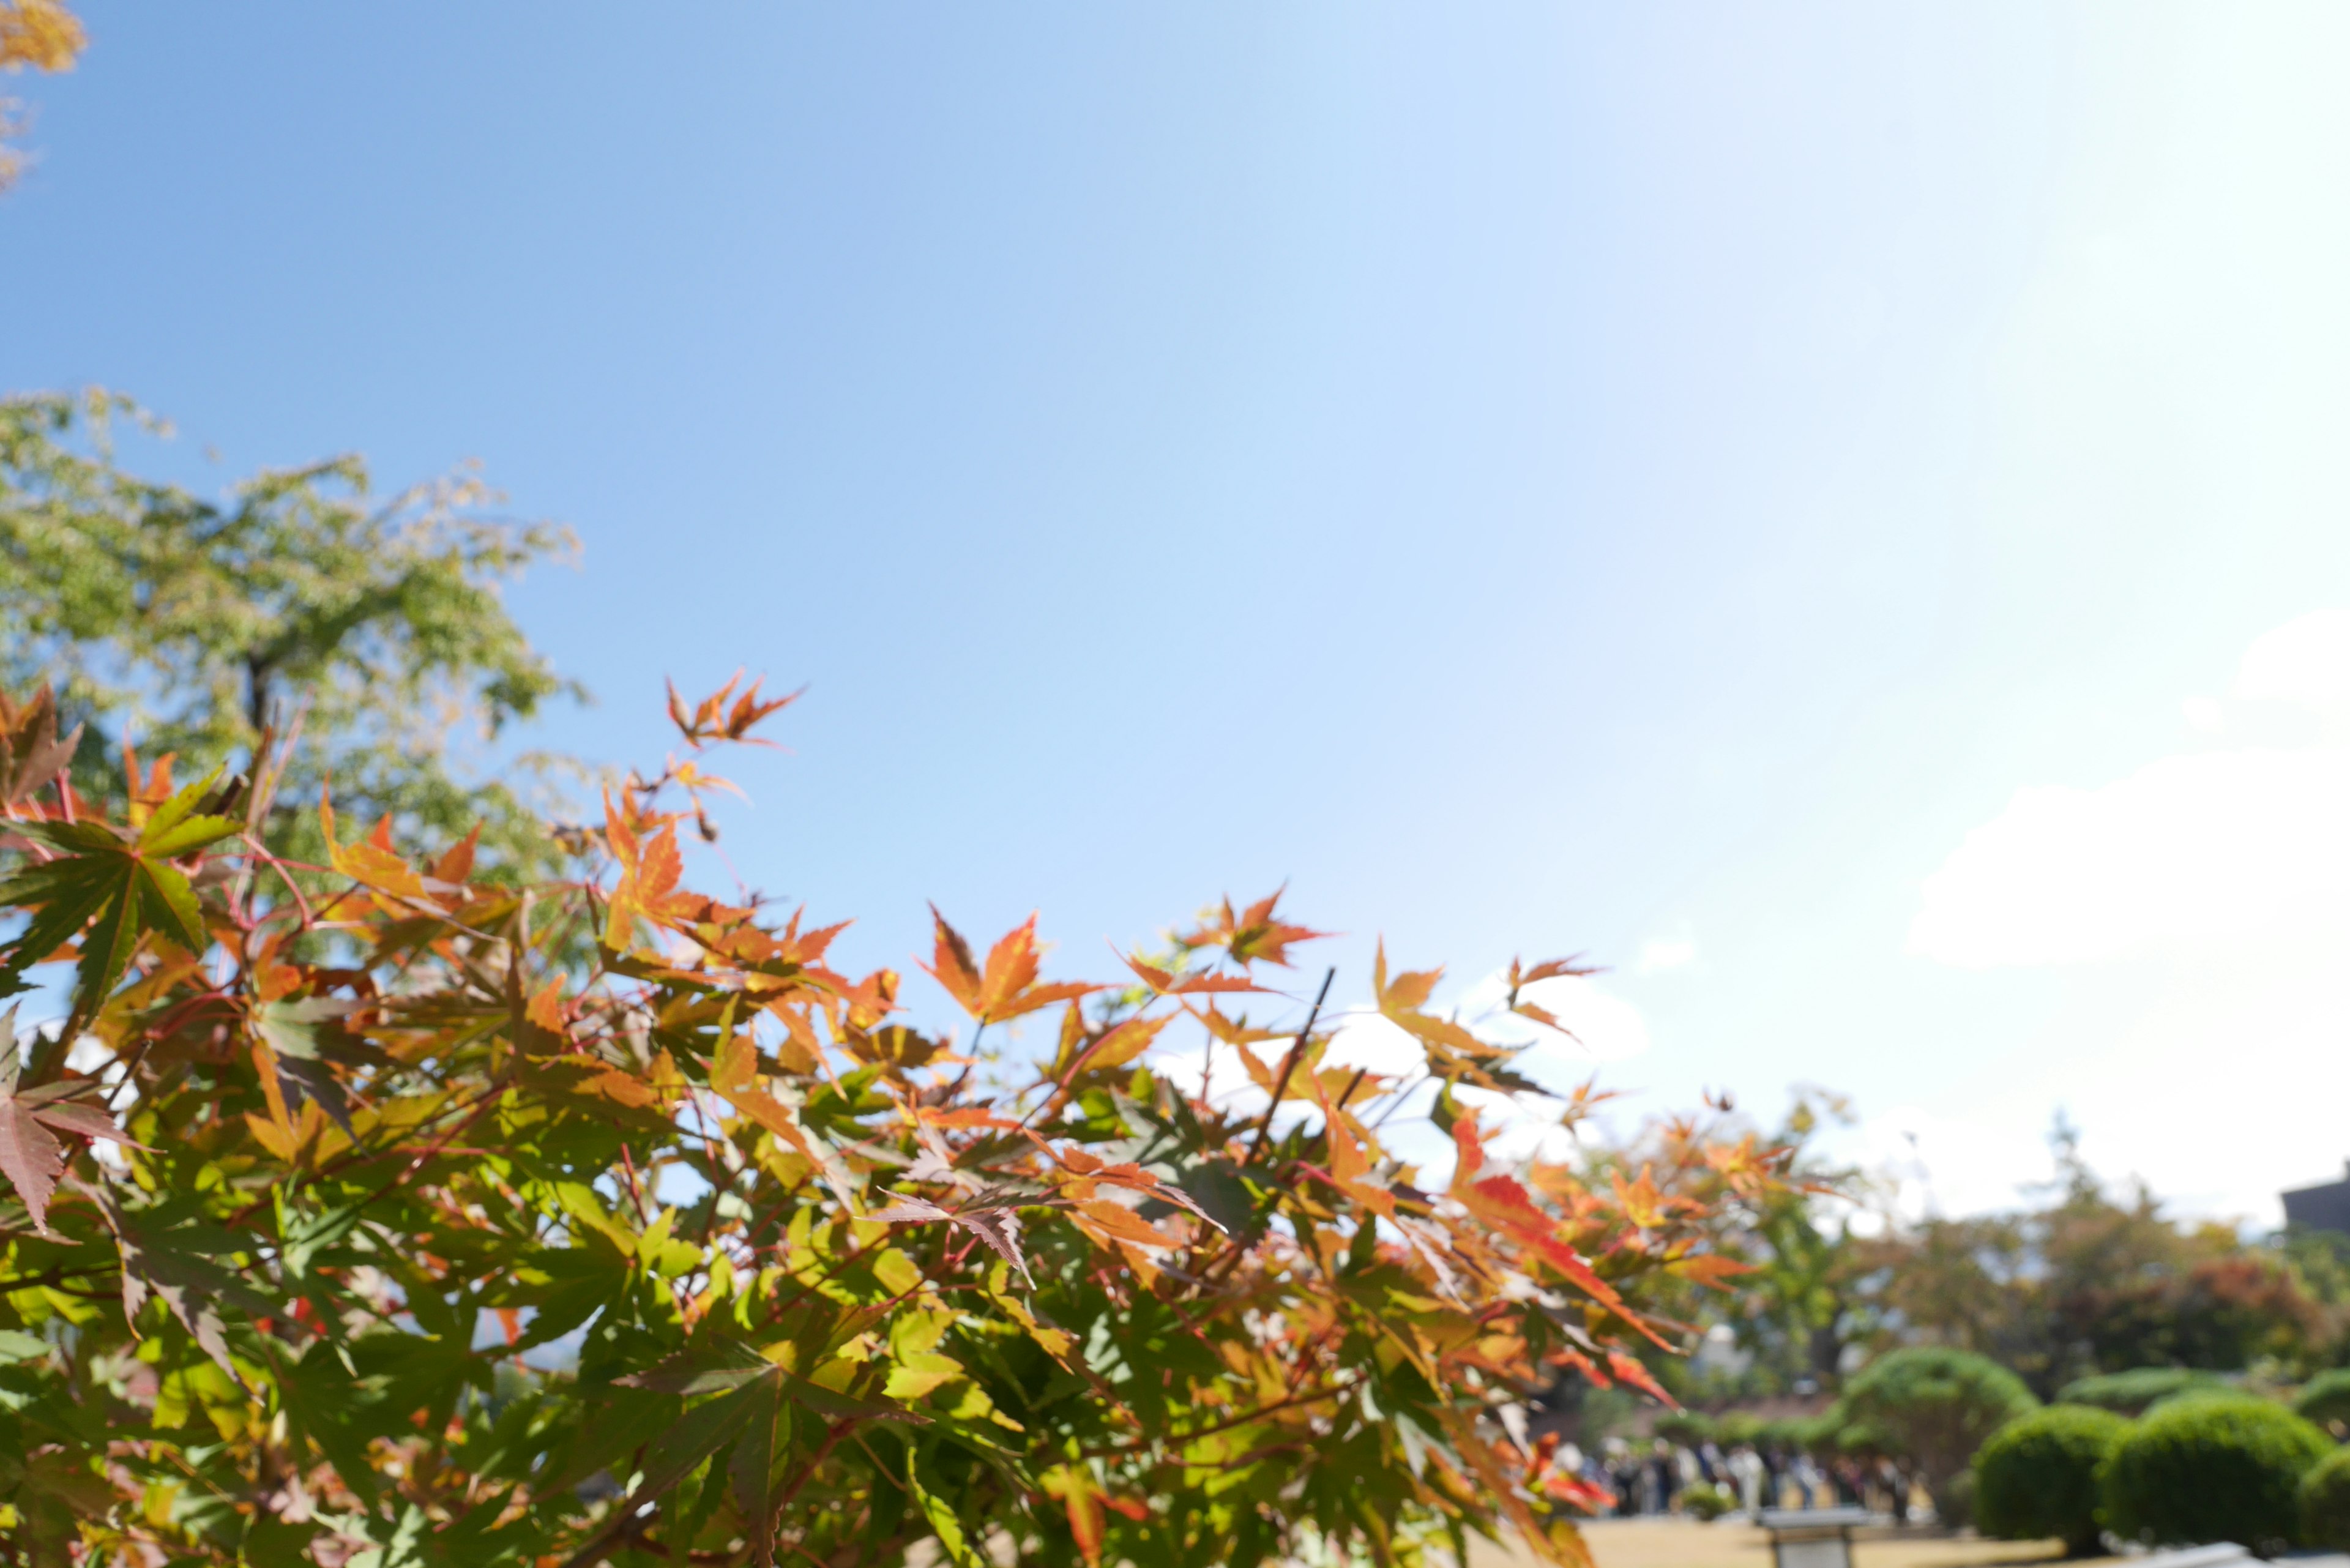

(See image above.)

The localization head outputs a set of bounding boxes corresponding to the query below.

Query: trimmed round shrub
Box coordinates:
[1841,1348,2040,1523]
[2150,1383,2270,1416]
[2061,1367,2228,1416]
[2296,1369,2350,1432]
[2303,1447,2350,1550]
[2103,1394,2332,1555]
[1975,1405,2132,1556]
[1942,1469,1979,1532]
[1681,1481,1738,1521]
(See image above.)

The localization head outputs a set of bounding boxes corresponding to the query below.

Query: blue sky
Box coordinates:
[9,4,2349,1222]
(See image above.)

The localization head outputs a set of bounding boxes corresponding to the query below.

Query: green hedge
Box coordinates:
[2103,1395,2331,1555]
[2296,1370,2350,1431]
[1841,1348,2039,1523]
[1975,1405,2132,1556]
[2059,1367,2228,1416]
[1654,1411,1715,1447]
[1681,1481,1739,1522]
[2302,1447,2350,1550]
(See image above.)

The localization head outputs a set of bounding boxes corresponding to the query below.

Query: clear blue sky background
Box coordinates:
[10,4,2350,1221]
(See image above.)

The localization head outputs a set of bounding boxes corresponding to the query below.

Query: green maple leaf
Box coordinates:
[614,1341,923,1566]
[0,769,240,1015]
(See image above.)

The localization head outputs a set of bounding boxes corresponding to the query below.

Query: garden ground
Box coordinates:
[1470,1520,2091,1568]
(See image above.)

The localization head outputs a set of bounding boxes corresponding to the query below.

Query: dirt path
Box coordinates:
[1466,1519,2106,1568]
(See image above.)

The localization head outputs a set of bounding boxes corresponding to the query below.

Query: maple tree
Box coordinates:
[0,673,1784,1567]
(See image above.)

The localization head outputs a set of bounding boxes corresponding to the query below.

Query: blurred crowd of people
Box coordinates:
[1551,1436,1924,1521]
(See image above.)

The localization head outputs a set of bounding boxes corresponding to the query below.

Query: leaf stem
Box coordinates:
[1244,968,1332,1166]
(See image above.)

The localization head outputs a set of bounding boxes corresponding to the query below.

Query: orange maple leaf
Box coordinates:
[1505,954,1600,1034]
[1072,1198,1179,1250]
[1059,1011,1169,1081]
[773,909,850,967]
[1119,950,1270,997]
[922,908,1099,1026]
[1610,1165,1670,1230]
[120,741,176,829]
[600,794,701,950]
[1450,1119,1672,1348]
[1665,1251,1754,1291]
[709,1025,857,1208]
[1373,941,1489,1058]
[1042,1466,1105,1567]
[1190,1003,1285,1047]
[319,789,432,906]
[913,1105,1023,1132]
[1606,1346,1680,1408]
[431,824,481,886]
[666,671,799,747]
[1181,888,1329,969]
[1508,955,1598,989]
[525,977,567,1034]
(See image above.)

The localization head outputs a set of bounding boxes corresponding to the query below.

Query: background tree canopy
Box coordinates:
[1643,1114,2350,1424]
[0,390,586,881]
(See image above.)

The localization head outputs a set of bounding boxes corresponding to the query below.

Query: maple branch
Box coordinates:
[105,987,239,1113]
[247,840,320,931]
[1244,966,1333,1165]
[225,1078,508,1228]
[1368,1069,1428,1129]
[554,1414,881,1568]
[617,1141,653,1225]
[767,1416,858,1525]
[0,1261,118,1293]
[558,1502,658,1568]
[1185,966,1338,1293]
[687,1095,739,1250]
[762,1230,894,1323]
[1086,1384,1349,1460]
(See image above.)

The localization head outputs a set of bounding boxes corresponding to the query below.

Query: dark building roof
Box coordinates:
[2283,1163,2350,1235]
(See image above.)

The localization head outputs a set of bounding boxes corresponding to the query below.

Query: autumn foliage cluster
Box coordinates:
[0,0,84,192]
[0,674,1783,1567]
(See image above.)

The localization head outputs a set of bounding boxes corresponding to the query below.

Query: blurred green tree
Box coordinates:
[0,390,586,878]
[1712,1091,1882,1395]
[1841,1346,2039,1525]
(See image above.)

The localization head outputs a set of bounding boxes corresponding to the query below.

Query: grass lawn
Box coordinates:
[1466,1518,2104,1568]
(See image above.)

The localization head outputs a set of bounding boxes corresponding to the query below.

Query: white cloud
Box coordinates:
[2236,607,2350,718]
[1844,1104,2071,1224]
[1635,938,1698,974]
[1914,605,2350,968]
[1906,609,2350,1223]
[1871,935,2350,1228]
[1908,744,2350,967]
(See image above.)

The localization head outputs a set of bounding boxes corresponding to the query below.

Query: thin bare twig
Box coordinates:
[1244,966,1334,1164]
